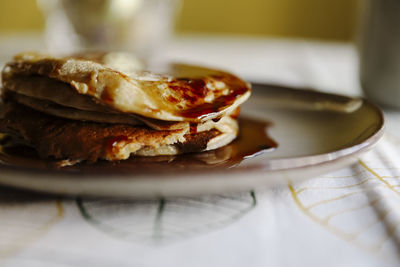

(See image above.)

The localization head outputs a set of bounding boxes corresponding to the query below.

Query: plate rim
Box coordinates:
[0,85,386,197]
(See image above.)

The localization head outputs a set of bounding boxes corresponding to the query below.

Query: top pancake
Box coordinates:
[1,52,251,122]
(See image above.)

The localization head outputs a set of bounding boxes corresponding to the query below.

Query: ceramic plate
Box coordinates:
[0,84,384,197]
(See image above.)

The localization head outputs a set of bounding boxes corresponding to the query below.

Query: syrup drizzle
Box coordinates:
[176,76,249,120]
[0,117,277,175]
[165,70,250,120]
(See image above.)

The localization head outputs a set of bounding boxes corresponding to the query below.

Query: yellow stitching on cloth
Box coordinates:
[359,160,400,196]
[289,158,400,255]
[295,178,376,195]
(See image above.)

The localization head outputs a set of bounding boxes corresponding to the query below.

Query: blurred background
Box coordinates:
[0,0,360,41]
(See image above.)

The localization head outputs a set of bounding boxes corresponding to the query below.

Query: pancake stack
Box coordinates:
[0,52,251,165]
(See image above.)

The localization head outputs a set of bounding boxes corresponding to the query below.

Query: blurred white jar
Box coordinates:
[359,0,400,108]
[37,0,180,57]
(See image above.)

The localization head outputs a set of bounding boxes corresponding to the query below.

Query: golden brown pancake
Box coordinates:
[0,102,222,162]
[2,52,251,122]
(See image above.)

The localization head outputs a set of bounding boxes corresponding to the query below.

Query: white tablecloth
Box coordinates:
[0,35,399,267]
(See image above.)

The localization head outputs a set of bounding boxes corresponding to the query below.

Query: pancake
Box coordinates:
[0,102,237,163]
[8,91,143,126]
[5,91,238,132]
[2,52,251,122]
[0,52,249,165]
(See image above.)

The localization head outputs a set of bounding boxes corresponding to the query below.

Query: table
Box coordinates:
[0,35,399,267]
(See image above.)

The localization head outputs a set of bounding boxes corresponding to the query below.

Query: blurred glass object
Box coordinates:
[359,0,400,108]
[37,0,180,57]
